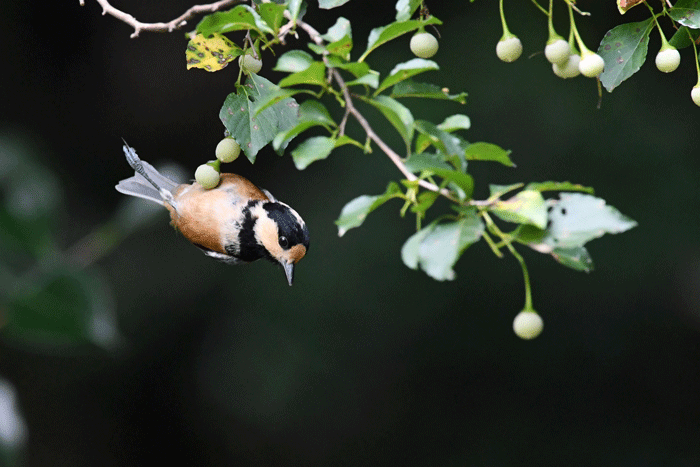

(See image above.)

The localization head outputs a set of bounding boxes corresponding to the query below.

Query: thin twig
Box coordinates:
[80,0,241,38]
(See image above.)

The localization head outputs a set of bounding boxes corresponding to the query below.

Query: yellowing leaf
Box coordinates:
[186,33,241,72]
[618,0,645,14]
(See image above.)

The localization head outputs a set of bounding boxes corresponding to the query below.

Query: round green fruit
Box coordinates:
[216,137,241,163]
[513,310,544,340]
[496,36,523,63]
[552,54,581,79]
[239,54,262,74]
[578,51,605,78]
[691,85,700,107]
[410,32,439,58]
[195,163,220,189]
[655,47,680,73]
[545,39,571,65]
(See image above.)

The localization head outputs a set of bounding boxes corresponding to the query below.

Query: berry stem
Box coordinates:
[529,0,548,16]
[506,241,533,311]
[499,0,514,38]
[481,211,533,310]
[567,1,590,55]
[644,1,670,49]
[547,0,556,40]
[689,28,700,85]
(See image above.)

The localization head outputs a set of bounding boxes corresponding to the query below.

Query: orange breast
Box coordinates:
[165,173,269,254]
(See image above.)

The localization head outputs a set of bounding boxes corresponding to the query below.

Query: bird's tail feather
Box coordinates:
[115,160,179,206]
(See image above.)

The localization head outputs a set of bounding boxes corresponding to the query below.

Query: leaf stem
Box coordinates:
[481,230,504,258]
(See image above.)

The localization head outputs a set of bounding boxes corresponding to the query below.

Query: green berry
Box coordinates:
[552,54,581,79]
[578,51,605,78]
[513,310,544,340]
[691,85,700,107]
[655,47,680,73]
[410,32,439,58]
[215,137,241,163]
[239,54,262,74]
[496,36,523,63]
[195,163,220,189]
[545,39,571,65]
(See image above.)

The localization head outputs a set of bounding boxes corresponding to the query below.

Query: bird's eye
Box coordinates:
[279,236,289,248]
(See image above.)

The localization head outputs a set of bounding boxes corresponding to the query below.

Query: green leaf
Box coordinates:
[307,43,327,55]
[405,152,453,172]
[334,134,365,150]
[278,61,328,88]
[219,74,299,163]
[669,0,700,29]
[196,5,273,36]
[290,134,362,168]
[185,33,241,72]
[396,0,423,21]
[598,18,654,92]
[288,0,303,21]
[274,50,314,73]
[410,190,439,215]
[323,17,353,60]
[551,246,594,272]
[543,193,637,249]
[375,58,439,95]
[327,35,354,60]
[402,213,484,281]
[488,183,524,199]
[272,100,336,152]
[360,17,442,62]
[336,183,402,236]
[414,120,465,157]
[523,181,594,194]
[391,79,467,103]
[491,190,548,229]
[401,222,435,270]
[437,114,471,132]
[346,71,380,88]
[464,142,514,167]
[669,26,700,49]
[403,151,473,197]
[522,193,637,252]
[361,95,414,149]
[319,0,351,8]
[251,87,307,117]
[322,17,352,42]
[327,58,371,77]
[432,169,474,197]
[257,2,287,32]
[291,136,336,170]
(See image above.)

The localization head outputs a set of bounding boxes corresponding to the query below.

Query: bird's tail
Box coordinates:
[115,143,179,207]
[115,160,178,206]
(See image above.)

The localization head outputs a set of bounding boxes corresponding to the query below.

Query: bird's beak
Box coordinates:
[283,262,295,286]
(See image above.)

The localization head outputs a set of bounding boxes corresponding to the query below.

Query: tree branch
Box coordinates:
[79,0,242,38]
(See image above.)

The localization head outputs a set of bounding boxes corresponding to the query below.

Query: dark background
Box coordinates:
[2,0,700,466]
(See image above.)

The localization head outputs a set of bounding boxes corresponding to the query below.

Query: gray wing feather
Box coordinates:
[115,160,179,207]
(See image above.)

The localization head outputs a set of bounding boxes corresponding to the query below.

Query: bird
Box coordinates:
[115,142,309,286]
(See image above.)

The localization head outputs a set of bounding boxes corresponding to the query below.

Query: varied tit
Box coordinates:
[115,143,309,286]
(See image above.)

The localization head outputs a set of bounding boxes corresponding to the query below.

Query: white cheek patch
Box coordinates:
[251,204,283,260]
